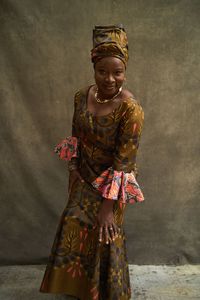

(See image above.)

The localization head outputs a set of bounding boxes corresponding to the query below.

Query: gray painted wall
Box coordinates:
[0,0,199,265]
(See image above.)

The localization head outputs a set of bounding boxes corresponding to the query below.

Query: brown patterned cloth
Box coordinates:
[91,24,129,66]
[39,86,144,300]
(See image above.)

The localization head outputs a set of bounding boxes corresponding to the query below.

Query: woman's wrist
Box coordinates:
[68,164,78,172]
[102,198,114,210]
[68,158,79,172]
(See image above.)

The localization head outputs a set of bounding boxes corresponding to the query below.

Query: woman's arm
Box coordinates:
[68,92,84,193]
[54,92,84,192]
[95,100,144,243]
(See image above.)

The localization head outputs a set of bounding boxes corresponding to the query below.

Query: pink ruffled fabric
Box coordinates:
[54,136,79,161]
[92,167,144,204]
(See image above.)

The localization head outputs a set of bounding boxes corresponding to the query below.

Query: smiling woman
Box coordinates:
[95,56,125,97]
[39,24,144,300]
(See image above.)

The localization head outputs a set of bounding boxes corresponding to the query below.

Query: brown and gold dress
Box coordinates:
[39,85,144,300]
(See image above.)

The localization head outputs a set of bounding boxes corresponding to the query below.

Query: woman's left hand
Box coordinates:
[97,199,119,244]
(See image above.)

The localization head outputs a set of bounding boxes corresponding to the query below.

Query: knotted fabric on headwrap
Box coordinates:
[91,24,129,66]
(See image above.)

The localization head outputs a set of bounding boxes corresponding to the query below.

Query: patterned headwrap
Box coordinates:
[91,24,129,67]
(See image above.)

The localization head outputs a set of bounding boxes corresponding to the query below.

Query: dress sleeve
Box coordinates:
[54,92,80,169]
[113,101,144,174]
[92,100,144,204]
[54,136,79,161]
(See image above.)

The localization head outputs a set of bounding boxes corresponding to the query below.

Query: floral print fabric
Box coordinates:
[40,179,130,300]
[92,167,144,204]
[40,86,144,300]
[54,136,79,161]
[91,25,129,66]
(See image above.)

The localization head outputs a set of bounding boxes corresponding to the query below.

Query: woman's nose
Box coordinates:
[105,73,115,83]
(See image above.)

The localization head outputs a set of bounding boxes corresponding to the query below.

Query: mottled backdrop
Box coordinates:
[0,0,199,265]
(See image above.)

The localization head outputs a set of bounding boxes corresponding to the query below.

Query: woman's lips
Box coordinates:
[104,85,116,90]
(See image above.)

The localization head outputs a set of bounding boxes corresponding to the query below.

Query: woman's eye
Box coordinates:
[99,70,106,75]
[115,71,122,75]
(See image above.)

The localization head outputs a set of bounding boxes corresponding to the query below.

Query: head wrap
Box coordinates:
[91,24,129,67]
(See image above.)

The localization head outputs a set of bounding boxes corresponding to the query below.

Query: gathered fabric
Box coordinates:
[92,166,144,204]
[91,24,129,66]
[54,136,79,161]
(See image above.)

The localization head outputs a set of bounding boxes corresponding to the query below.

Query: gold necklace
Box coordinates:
[95,86,122,104]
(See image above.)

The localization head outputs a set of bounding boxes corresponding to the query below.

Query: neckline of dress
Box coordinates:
[84,84,126,118]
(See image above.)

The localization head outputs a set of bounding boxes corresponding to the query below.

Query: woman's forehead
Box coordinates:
[95,57,125,69]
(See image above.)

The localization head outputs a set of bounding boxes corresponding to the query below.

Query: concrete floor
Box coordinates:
[0,265,200,300]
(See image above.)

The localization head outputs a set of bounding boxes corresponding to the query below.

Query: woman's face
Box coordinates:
[94,56,126,98]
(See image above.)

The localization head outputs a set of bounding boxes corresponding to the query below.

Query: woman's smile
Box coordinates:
[94,56,126,98]
[104,85,116,90]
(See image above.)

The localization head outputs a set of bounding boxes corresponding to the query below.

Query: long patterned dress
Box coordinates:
[39,85,144,300]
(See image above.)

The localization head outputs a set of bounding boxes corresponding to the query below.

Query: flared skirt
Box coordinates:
[39,179,131,300]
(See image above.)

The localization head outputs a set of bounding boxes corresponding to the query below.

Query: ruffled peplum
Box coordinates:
[92,167,144,204]
[54,136,79,161]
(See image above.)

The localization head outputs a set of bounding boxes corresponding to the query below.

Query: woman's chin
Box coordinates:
[99,86,118,98]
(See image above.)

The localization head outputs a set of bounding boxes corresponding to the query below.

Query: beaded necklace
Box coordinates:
[95,86,122,104]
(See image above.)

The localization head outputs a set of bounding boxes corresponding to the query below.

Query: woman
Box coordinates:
[40,24,144,300]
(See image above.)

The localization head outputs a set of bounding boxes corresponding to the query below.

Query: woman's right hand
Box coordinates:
[97,199,119,244]
[68,169,84,195]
